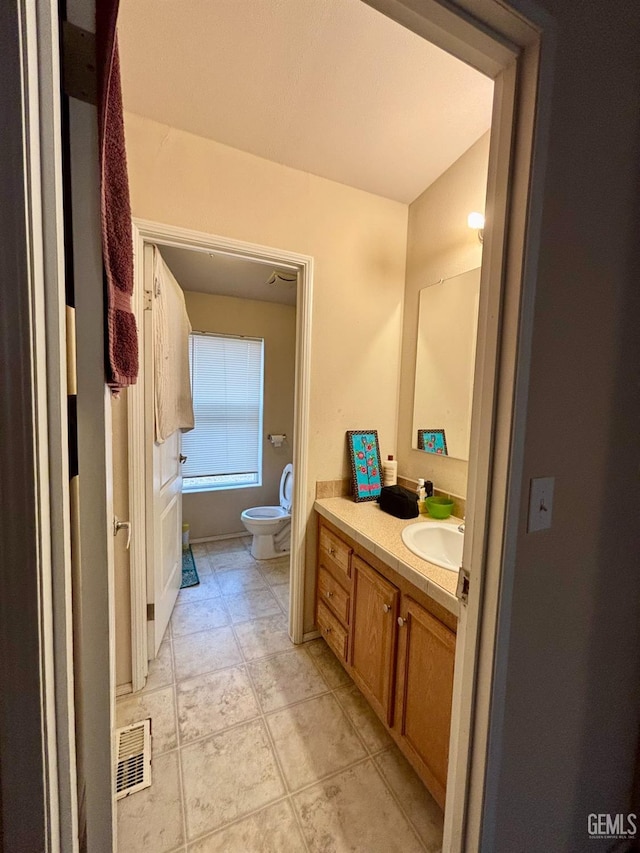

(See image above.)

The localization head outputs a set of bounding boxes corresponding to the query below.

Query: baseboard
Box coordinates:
[303,630,321,642]
[116,682,133,697]
[191,532,247,544]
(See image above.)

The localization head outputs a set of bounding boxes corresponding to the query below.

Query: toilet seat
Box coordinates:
[279,463,293,512]
[241,506,289,522]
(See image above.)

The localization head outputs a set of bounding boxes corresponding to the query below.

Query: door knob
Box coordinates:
[179,454,187,463]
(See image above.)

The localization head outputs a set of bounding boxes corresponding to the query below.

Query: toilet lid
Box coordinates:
[279,463,293,512]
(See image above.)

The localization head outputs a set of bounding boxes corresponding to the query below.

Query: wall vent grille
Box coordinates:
[115,720,151,799]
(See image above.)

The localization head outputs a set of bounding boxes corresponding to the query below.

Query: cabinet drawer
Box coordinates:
[318,567,350,625]
[317,601,348,661]
[319,526,352,582]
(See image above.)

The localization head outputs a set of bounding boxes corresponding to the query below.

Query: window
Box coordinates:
[182,333,264,493]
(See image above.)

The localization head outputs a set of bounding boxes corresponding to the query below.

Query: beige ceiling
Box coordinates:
[118,0,493,204]
[160,247,297,306]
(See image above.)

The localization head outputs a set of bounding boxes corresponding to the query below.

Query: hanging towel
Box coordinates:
[153,249,195,442]
[96,1,138,392]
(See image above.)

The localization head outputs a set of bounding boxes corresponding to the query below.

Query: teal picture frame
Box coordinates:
[346,430,383,502]
[418,429,448,456]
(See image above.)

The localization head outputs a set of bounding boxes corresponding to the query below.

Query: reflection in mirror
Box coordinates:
[412,268,480,462]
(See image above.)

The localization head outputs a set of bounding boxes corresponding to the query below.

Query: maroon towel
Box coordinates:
[96,1,138,392]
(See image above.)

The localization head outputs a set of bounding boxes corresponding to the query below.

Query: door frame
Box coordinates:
[128,219,314,689]
[13,0,557,849]
[364,1,556,849]
[1,0,79,849]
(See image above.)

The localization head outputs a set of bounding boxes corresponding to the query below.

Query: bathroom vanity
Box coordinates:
[314,497,460,810]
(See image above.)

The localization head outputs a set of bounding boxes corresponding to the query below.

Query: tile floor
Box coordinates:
[116,536,444,852]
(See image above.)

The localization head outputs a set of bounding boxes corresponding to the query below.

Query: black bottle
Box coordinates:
[425,480,434,498]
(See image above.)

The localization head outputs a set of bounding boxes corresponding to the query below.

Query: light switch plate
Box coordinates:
[528,476,554,532]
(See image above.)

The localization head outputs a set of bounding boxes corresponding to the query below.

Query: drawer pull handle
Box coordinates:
[325,590,334,599]
[397,616,406,627]
[382,603,390,613]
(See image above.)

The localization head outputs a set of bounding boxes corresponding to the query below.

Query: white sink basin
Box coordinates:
[401,522,463,572]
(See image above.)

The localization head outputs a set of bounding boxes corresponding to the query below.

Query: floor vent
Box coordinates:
[115,720,151,800]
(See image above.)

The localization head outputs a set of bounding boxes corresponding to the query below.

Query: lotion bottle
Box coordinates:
[416,478,426,502]
[383,455,398,486]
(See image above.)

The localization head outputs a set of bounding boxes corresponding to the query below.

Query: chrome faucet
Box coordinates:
[458,517,465,534]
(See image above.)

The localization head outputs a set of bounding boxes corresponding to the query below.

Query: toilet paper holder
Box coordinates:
[268,433,287,447]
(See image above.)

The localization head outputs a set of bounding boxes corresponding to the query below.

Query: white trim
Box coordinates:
[129,220,313,670]
[474,14,557,851]
[68,96,117,850]
[303,630,321,643]
[445,60,522,851]
[365,2,553,850]
[128,232,148,692]
[20,2,61,846]
[363,0,519,77]
[289,251,314,644]
[115,683,133,698]
[19,0,79,848]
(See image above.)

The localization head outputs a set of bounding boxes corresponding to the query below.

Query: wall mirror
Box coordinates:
[412,268,480,462]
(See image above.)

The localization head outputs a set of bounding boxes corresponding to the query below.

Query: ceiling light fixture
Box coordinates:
[467,211,485,243]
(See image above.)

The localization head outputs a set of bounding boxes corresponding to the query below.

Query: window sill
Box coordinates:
[182,482,262,496]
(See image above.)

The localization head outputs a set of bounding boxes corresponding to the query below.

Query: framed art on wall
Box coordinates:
[417,429,448,456]
[346,430,382,502]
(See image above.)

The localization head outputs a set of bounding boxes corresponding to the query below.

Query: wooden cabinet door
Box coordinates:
[395,597,455,809]
[349,556,399,725]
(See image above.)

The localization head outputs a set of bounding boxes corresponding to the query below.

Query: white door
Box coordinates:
[144,244,183,657]
[148,429,183,656]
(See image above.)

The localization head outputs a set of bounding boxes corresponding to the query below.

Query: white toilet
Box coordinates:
[241,464,293,560]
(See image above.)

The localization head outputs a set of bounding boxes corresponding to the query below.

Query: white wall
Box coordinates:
[182,291,296,540]
[124,112,408,632]
[398,133,489,498]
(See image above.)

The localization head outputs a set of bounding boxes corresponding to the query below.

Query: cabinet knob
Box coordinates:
[382,603,390,613]
[325,590,334,599]
[324,626,332,635]
[397,616,406,627]
[329,547,336,556]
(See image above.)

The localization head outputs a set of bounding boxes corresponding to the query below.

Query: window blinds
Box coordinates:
[181,333,264,481]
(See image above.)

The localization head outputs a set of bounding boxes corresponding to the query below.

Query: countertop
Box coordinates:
[314,496,460,617]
